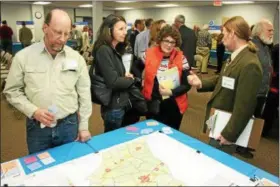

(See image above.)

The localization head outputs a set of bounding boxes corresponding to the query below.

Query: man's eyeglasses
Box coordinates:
[162,40,176,46]
[47,24,70,39]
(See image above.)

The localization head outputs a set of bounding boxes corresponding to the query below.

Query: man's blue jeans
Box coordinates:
[26,113,78,154]
[101,108,125,133]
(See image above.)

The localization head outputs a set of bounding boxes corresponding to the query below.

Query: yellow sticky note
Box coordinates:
[37,152,51,160]
[1,160,18,173]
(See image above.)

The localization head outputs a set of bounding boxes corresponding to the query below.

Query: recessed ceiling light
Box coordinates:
[115,7,133,10]
[223,1,254,4]
[79,4,92,8]
[115,1,135,3]
[155,4,179,8]
[33,1,51,5]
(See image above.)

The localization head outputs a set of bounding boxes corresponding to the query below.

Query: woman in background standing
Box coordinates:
[216,26,225,74]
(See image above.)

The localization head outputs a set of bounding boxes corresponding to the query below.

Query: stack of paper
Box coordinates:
[156,67,180,99]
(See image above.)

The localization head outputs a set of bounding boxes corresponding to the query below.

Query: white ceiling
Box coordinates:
[2,1,276,10]
[49,1,215,10]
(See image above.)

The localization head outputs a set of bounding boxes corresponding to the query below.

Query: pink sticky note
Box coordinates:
[126,126,139,132]
[24,156,37,164]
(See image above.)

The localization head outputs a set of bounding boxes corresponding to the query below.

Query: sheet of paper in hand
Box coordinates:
[122,53,133,73]
[156,67,180,99]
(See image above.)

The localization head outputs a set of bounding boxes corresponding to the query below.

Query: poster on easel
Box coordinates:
[16,21,35,43]
[74,22,88,32]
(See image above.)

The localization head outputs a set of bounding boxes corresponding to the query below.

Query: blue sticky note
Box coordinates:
[140,128,154,135]
[27,162,42,171]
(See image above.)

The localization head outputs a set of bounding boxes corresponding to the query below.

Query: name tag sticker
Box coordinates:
[63,60,78,71]
[222,76,235,90]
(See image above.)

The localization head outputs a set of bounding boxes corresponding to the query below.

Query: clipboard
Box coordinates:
[206,108,264,150]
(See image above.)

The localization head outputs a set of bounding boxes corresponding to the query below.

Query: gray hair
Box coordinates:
[251,19,273,37]
[175,15,185,24]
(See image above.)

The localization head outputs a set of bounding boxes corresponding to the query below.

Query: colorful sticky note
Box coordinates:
[162,127,173,134]
[140,128,154,135]
[24,156,37,164]
[146,121,159,126]
[5,167,20,178]
[126,132,139,135]
[27,162,42,171]
[126,126,139,132]
[41,157,55,165]
[1,160,18,174]
[37,152,51,160]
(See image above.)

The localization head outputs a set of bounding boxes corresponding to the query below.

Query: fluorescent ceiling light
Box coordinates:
[116,1,135,3]
[79,4,92,8]
[223,1,254,4]
[33,1,51,5]
[155,4,179,8]
[115,7,133,10]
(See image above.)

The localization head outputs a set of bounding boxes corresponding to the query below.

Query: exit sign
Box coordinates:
[213,0,222,6]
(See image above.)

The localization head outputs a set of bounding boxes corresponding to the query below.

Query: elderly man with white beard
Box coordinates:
[251,19,274,118]
[235,19,274,158]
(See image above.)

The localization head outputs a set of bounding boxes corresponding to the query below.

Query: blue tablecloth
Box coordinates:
[12,120,279,184]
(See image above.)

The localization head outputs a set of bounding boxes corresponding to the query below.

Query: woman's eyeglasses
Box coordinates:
[162,40,176,46]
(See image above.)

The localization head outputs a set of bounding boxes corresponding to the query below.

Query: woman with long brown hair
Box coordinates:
[91,15,140,132]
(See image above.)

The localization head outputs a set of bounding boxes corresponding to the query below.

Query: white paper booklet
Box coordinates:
[209,109,254,147]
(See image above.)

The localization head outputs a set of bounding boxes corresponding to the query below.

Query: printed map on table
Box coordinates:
[17,132,267,186]
[86,138,183,186]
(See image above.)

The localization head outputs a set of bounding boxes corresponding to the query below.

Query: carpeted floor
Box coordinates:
[0,69,279,177]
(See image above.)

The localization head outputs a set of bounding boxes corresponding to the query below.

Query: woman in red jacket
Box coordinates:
[142,25,191,130]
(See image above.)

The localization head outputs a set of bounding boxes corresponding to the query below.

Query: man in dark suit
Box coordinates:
[174,15,196,68]
[129,19,145,56]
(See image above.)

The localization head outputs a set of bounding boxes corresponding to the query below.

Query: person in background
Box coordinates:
[188,16,262,155]
[92,14,140,132]
[126,24,135,42]
[134,18,154,63]
[122,18,154,126]
[193,25,200,39]
[0,20,13,53]
[251,19,274,119]
[149,20,167,47]
[130,19,145,56]
[70,24,83,51]
[3,9,92,154]
[81,25,90,52]
[215,26,225,74]
[19,21,33,48]
[142,25,191,130]
[196,24,212,74]
[174,15,196,68]
[261,43,278,138]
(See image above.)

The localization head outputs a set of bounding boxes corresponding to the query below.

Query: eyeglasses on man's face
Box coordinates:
[47,24,70,39]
